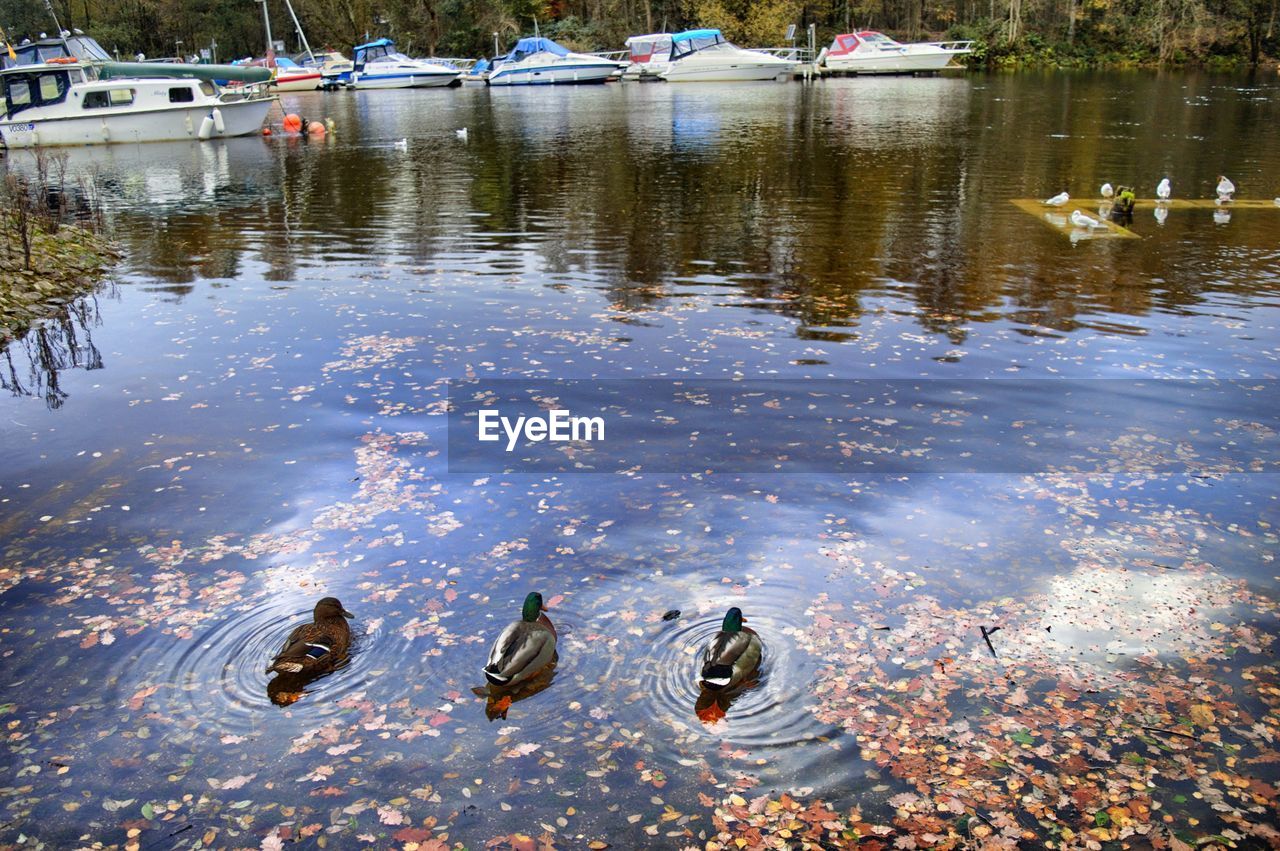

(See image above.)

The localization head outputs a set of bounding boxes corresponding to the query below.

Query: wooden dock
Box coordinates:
[1011,197,1280,241]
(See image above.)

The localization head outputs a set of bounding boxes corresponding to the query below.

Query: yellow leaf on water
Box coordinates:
[1189,704,1215,727]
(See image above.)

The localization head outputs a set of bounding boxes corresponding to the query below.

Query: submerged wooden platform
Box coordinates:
[1011,197,1280,241]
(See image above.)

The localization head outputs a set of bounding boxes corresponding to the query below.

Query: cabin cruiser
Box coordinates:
[269,56,321,91]
[621,33,671,80]
[820,31,972,73]
[0,33,274,147]
[660,29,796,82]
[301,50,354,86]
[348,38,461,88]
[487,37,617,86]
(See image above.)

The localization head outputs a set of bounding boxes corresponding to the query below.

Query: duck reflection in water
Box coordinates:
[476,592,559,719]
[473,656,559,720]
[265,597,354,706]
[696,607,763,724]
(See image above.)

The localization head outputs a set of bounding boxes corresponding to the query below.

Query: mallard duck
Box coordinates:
[699,607,762,692]
[266,597,354,675]
[483,592,557,688]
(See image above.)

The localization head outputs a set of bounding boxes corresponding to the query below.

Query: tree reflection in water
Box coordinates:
[1,291,109,409]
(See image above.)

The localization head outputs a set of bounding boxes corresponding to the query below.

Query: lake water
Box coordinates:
[1,73,1278,849]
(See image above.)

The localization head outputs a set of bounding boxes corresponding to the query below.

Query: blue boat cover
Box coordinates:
[500,37,570,61]
[672,29,722,42]
[473,58,490,72]
[354,38,395,52]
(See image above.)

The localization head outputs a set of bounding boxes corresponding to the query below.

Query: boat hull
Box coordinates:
[824,49,965,74]
[271,72,322,92]
[350,71,460,89]
[0,97,274,147]
[660,61,794,82]
[487,62,616,86]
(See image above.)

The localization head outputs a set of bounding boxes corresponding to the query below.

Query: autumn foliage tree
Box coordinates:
[0,0,1272,64]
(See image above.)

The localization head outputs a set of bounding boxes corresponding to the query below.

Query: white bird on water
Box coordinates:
[393,138,408,151]
[1043,191,1069,207]
[456,127,468,142]
[1156,178,1171,200]
[1216,175,1235,202]
[1154,206,1168,225]
[1071,209,1106,229]
[1100,183,1114,199]
[1213,207,1231,224]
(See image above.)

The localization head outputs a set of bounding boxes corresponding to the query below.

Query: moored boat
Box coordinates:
[819,31,972,74]
[348,38,461,88]
[0,53,274,147]
[270,56,321,91]
[659,29,796,82]
[622,33,671,81]
[487,37,617,86]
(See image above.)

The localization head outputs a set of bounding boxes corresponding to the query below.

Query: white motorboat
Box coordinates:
[269,56,321,91]
[659,29,796,82]
[300,51,354,87]
[621,33,671,80]
[820,31,972,74]
[348,39,461,89]
[0,34,274,147]
[487,37,617,86]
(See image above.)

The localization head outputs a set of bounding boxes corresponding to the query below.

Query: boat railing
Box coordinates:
[754,46,816,64]
[422,56,476,70]
[587,50,630,62]
[923,40,974,52]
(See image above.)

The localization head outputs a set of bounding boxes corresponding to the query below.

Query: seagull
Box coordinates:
[456,127,468,142]
[1070,209,1106,229]
[1043,191,1069,207]
[1215,175,1234,202]
[1156,178,1171,200]
[1100,183,1114,199]
[393,138,408,151]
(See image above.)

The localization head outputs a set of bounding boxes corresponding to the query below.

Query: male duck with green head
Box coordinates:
[483,592,557,688]
[699,606,762,692]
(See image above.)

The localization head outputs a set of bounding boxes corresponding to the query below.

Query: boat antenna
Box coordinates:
[533,17,540,38]
[282,0,314,62]
[42,0,63,37]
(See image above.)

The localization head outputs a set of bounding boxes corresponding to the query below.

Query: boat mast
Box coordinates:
[257,0,275,67]
[282,0,314,63]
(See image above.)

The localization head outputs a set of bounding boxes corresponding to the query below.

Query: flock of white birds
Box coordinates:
[1039,175,1280,232]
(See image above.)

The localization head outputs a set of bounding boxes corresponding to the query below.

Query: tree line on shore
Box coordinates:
[1,0,1274,68]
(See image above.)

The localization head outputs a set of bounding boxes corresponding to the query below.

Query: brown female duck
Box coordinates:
[266,597,354,676]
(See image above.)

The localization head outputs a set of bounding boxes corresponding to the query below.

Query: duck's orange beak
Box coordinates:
[741,616,748,623]
[541,604,549,611]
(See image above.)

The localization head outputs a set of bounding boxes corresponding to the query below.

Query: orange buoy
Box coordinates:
[308,121,326,136]
[282,113,302,132]
[262,127,273,136]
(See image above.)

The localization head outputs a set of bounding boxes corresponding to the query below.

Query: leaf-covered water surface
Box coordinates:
[1,77,1279,849]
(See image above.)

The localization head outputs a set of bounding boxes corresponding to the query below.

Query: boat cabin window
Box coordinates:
[671,32,726,60]
[168,86,195,103]
[82,88,135,109]
[199,81,216,96]
[860,33,894,45]
[838,35,860,51]
[4,70,69,115]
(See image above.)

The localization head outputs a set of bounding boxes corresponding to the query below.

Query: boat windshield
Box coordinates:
[832,34,860,52]
[670,30,727,60]
[858,32,901,46]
